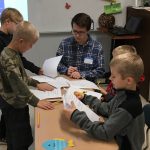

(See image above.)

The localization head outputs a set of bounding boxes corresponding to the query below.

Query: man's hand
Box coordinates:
[70,71,81,79]
[37,83,54,91]
[37,100,54,110]
[63,101,76,120]
[67,66,77,76]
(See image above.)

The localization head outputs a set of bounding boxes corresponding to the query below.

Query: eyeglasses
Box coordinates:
[72,29,87,36]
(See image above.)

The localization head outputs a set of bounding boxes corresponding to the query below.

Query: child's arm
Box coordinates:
[8,72,55,110]
[70,107,133,141]
[63,101,77,120]
[37,100,54,110]
[74,91,110,117]
[20,54,41,75]
[36,83,54,91]
[27,77,54,91]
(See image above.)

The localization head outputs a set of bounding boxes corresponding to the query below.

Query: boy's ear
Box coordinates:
[127,77,134,85]
[19,39,24,43]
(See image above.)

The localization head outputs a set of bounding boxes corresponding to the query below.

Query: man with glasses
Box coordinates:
[56,13,105,82]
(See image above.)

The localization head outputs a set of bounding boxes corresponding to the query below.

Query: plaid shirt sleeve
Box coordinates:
[56,41,68,74]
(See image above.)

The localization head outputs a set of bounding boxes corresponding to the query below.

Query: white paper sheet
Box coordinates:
[47,77,69,88]
[31,76,69,88]
[42,55,62,78]
[30,75,52,83]
[68,79,99,90]
[63,87,100,122]
[30,88,62,100]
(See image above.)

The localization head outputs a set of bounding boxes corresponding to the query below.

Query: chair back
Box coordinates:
[143,104,150,127]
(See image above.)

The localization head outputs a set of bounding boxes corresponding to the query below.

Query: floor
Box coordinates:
[0,96,149,150]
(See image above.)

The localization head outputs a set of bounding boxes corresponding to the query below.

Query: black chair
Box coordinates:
[143,104,150,150]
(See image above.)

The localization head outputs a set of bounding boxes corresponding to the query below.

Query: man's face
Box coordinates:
[72,23,88,44]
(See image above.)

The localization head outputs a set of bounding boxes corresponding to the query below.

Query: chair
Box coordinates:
[143,104,150,150]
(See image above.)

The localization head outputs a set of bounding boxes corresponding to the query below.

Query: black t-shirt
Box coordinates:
[0,31,40,74]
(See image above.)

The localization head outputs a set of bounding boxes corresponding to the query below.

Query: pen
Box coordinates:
[37,112,40,128]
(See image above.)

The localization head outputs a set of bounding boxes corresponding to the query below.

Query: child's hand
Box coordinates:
[37,83,54,91]
[74,91,84,100]
[99,87,107,95]
[63,101,76,120]
[37,100,54,110]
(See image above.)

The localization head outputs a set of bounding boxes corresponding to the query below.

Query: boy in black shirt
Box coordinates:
[64,53,145,150]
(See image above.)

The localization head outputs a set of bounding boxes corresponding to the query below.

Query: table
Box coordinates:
[34,103,118,150]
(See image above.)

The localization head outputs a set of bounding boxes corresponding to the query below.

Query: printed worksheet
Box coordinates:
[68,79,99,89]
[63,87,100,122]
[31,76,69,88]
[30,88,62,100]
[31,75,52,83]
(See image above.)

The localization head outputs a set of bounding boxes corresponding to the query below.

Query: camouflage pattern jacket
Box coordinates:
[0,47,39,108]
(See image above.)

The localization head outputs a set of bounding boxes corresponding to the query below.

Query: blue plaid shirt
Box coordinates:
[56,35,105,81]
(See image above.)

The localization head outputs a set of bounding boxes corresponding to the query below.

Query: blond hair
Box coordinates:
[110,53,144,83]
[13,21,39,42]
[112,45,137,57]
[0,8,23,24]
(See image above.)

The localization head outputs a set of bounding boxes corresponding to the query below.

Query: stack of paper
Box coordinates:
[31,76,69,88]
[30,88,62,100]
[68,79,99,90]
[63,87,100,122]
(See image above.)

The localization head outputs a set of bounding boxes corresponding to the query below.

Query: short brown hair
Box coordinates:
[71,13,92,31]
[112,45,137,57]
[110,53,144,83]
[13,21,39,42]
[0,8,23,24]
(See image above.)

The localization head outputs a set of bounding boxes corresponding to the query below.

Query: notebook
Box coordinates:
[110,16,142,36]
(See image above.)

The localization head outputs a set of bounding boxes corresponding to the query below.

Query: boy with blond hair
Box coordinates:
[100,45,138,102]
[0,7,43,144]
[112,45,137,57]
[0,21,54,150]
[64,53,145,150]
[0,7,42,74]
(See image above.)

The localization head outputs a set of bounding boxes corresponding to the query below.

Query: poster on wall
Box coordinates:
[0,0,28,20]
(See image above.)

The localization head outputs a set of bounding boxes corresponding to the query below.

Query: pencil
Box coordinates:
[53,100,61,106]
[37,112,40,128]
[83,91,87,94]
